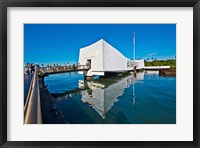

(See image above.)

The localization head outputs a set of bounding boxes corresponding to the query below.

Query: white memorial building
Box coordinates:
[78,39,144,77]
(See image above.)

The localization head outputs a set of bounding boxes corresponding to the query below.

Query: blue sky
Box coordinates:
[24,24,176,65]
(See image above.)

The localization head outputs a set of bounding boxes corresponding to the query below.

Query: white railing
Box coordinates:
[144,66,170,69]
[24,67,42,124]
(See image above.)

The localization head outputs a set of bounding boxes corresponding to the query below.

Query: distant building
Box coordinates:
[78,39,144,76]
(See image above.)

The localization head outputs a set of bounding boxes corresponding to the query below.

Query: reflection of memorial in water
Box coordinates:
[78,72,144,119]
[45,70,175,124]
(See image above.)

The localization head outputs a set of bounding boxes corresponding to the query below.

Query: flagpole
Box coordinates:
[134,32,136,61]
[132,32,136,106]
[133,32,136,67]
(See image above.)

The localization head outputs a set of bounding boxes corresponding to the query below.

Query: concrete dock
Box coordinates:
[39,78,68,124]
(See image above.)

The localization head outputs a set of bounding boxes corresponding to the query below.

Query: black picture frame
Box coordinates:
[0,0,200,147]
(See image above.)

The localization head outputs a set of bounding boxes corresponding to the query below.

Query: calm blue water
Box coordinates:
[45,71,176,124]
[45,72,84,93]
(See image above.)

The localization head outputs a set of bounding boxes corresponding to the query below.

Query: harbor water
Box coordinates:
[44,71,176,124]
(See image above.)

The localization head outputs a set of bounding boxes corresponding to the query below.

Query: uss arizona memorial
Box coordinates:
[78,39,144,77]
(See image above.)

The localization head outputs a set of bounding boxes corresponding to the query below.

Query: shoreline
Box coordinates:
[159,68,176,77]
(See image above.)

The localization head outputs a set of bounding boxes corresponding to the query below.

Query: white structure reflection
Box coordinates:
[78,73,144,119]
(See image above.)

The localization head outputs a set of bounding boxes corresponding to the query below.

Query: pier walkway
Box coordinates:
[24,67,67,124]
[24,68,42,124]
[42,69,89,76]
